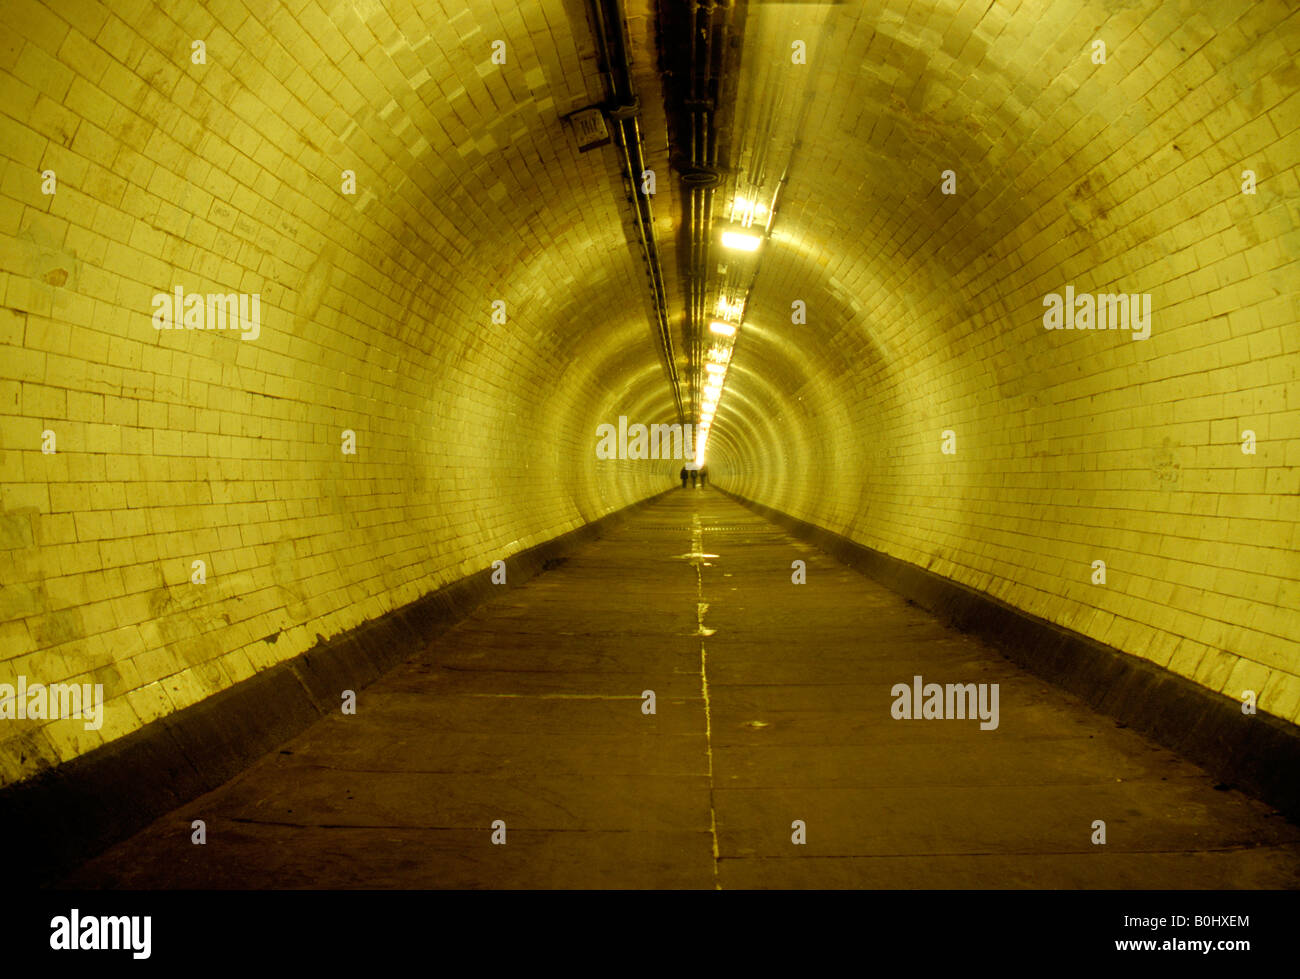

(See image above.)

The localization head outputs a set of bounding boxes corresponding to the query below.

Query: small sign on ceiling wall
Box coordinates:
[565,106,611,152]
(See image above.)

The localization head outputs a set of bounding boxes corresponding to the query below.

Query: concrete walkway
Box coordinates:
[61,490,1300,888]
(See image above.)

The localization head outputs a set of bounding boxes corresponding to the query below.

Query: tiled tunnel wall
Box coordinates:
[0,0,1296,790]
[710,2,1300,724]
[0,0,680,785]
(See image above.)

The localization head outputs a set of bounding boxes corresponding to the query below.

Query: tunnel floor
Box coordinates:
[59,490,1300,889]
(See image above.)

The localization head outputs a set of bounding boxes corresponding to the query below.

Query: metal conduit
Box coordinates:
[589,0,686,425]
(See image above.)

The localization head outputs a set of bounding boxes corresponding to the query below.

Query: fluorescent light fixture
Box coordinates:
[721,230,761,251]
[709,321,735,336]
[715,297,743,319]
[732,196,767,222]
[705,363,726,375]
[708,347,730,363]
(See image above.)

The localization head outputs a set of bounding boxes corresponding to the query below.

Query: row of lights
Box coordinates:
[697,213,765,461]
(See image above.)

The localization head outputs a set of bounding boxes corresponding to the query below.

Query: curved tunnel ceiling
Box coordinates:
[0,0,1296,783]
[696,1,1299,726]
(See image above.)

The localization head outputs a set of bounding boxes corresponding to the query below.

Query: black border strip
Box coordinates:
[2,490,673,886]
[719,487,1300,824]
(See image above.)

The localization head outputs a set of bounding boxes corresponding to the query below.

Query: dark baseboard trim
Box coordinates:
[4,490,674,886]
[719,487,1300,824]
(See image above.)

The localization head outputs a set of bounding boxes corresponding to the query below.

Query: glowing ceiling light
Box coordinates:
[705,362,726,375]
[731,196,767,223]
[715,297,743,320]
[721,230,761,251]
[709,321,735,336]
[708,347,730,363]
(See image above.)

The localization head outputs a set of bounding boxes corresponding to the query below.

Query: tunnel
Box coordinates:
[2,0,1300,925]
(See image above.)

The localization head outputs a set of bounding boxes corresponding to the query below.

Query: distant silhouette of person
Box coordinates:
[699,466,708,487]
[690,468,698,488]
[679,465,688,488]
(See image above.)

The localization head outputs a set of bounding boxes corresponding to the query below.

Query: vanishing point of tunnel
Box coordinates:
[1,0,1299,896]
